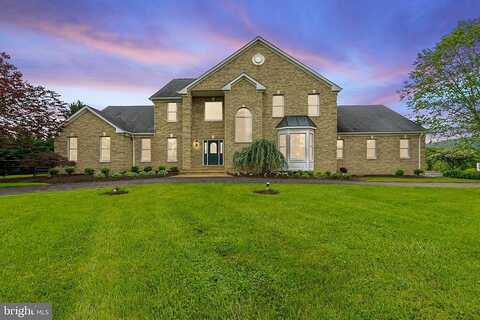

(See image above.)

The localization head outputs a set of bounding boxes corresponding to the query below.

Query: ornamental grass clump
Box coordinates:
[233,139,287,176]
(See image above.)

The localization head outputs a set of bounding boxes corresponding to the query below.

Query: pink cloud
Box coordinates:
[10,19,203,66]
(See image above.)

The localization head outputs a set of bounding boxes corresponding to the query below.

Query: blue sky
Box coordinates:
[1,0,479,115]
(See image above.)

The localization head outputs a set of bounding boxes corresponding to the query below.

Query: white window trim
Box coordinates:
[167,103,177,122]
[204,101,223,122]
[235,108,253,143]
[366,139,377,160]
[167,137,177,163]
[400,139,410,159]
[99,136,111,163]
[140,138,151,163]
[336,139,344,159]
[308,94,320,117]
[68,137,78,162]
[272,95,284,118]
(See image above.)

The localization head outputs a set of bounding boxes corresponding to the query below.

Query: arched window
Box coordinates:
[235,108,252,142]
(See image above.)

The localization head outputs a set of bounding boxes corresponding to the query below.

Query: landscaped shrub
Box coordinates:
[111,172,123,178]
[395,169,405,176]
[101,167,110,177]
[158,165,166,171]
[143,166,152,172]
[65,166,75,175]
[233,139,287,175]
[48,168,59,176]
[443,169,480,179]
[131,166,140,173]
[328,172,353,180]
[158,169,168,176]
[414,169,424,176]
[84,168,95,176]
[325,171,331,177]
[168,166,178,173]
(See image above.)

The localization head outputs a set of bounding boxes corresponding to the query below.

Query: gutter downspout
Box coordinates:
[418,133,423,170]
[131,134,136,167]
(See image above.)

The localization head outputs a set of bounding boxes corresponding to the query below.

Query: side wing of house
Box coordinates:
[54,108,133,172]
[335,105,426,175]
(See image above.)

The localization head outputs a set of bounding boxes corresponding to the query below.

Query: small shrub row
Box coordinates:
[443,168,480,180]
[81,165,178,178]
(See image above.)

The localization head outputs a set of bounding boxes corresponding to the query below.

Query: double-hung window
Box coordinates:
[205,102,223,121]
[272,95,284,117]
[100,136,111,162]
[167,103,177,122]
[68,137,78,161]
[141,138,151,162]
[400,139,410,159]
[308,94,320,116]
[366,139,376,159]
[167,138,177,162]
[336,139,344,159]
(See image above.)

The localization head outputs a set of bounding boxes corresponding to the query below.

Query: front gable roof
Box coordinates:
[178,36,342,94]
[222,73,266,91]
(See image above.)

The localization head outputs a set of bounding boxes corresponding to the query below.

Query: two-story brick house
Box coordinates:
[55,36,426,175]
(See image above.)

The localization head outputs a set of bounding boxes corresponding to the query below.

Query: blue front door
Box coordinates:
[204,140,223,165]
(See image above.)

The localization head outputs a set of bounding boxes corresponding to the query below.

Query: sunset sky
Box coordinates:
[1,0,479,115]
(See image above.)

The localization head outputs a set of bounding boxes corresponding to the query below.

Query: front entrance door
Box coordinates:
[203,140,224,165]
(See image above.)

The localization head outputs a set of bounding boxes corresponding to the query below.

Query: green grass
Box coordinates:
[0,182,48,188]
[362,176,479,183]
[0,173,48,179]
[1,183,479,319]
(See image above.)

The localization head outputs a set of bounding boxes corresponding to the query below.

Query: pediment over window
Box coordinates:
[222,73,266,91]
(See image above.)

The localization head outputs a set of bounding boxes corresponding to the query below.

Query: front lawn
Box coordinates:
[0,183,479,319]
[0,182,48,188]
[361,175,479,183]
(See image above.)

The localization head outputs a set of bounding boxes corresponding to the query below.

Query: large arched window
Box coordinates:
[235,108,252,142]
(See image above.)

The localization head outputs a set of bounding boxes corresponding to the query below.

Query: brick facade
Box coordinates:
[54,38,425,176]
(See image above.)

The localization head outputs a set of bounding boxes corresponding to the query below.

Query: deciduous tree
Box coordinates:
[400,18,480,137]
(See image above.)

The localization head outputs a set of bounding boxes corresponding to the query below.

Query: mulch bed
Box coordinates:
[253,189,279,195]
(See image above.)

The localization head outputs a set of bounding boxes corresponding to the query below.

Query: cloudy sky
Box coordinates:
[1,0,479,115]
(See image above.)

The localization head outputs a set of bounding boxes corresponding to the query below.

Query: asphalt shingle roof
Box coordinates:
[337,105,425,133]
[275,116,317,128]
[99,105,154,133]
[87,104,424,135]
[149,78,196,100]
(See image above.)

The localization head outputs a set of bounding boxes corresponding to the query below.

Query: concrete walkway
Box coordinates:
[1,176,479,196]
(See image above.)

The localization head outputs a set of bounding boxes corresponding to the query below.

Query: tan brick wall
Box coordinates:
[152,100,183,169]
[224,79,263,170]
[54,110,132,172]
[336,134,426,175]
[189,41,338,172]
[191,96,225,167]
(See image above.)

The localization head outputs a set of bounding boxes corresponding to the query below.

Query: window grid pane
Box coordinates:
[279,134,287,158]
[167,103,177,122]
[290,133,306,161]
[205,102,223,121]
[68,137,78,161]
[400,139,409,159]
[100,137,111,162]
[167,138,177,162]
[336,139,344,159]
[308,94,320,116]
[141,138,151,162]
[235,108,252,142]
[366,139,376,159]
[272,95,284,117]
